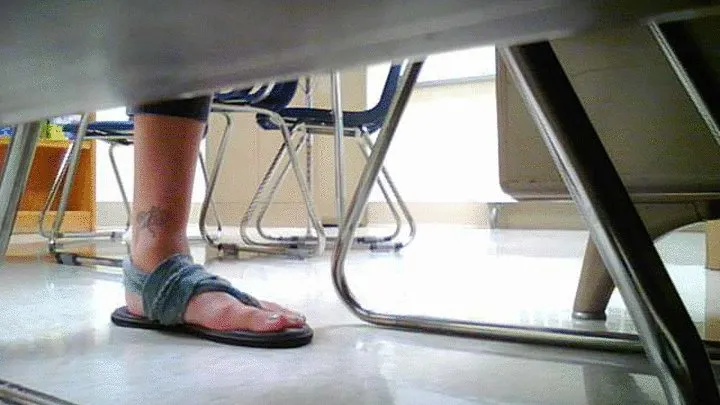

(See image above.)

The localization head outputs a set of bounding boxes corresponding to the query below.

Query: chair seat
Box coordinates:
[63,121,134,144]
[257,108,382,134]
[213,88,258,104]
[254,65,400,135]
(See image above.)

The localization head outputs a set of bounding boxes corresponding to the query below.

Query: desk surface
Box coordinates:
[0,1,712,124]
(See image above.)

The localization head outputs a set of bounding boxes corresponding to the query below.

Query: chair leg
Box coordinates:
[199,112,231,246]
[572,203,705,320]
[240,130,308,246]
[197,148,222,238]
[39,142,74,240]
[331,71,346,228]
[304,127,314,237]
[41,119,128,261]
[51,114,90,240]
[353,132,416,251]
[353,138,404,244]
[200,107,325,257]
[108,142,131,236]
[257,109,326,255]
[0,122,42,261]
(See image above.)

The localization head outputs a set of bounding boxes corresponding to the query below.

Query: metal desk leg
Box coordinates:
[0,122,42,261]
[502,42,718,405]
[330,52,719,405]
[331,71,346,228]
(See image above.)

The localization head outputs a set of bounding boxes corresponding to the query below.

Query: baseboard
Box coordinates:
[366,201,493,227]
[493,201,585,230]
[96,201,708,232]
[491,202,707,232]
[97,202,204,228]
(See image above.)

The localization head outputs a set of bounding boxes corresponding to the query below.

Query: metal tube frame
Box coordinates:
[44,122,224,267]
[238,127,312,249]
[331,71,346,228]
[240,126,414,252]
[356,131,416,250]
[197,145,223,241]
[199,105,326,258]
[330,49,720,404]
[303,76,315,238]
[0,122,42,261]
[109,142,132,230]
[40,137,128,246]
[50,113,90,241]
[202,113,313,256]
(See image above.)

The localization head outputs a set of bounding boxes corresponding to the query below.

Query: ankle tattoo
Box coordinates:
[135,206,170,238]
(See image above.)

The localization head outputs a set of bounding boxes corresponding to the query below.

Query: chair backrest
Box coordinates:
[369,64,402,114]
[251,81,298,112]
[360,64,402,130]
[212,81,299,111]
[255,65,401,132]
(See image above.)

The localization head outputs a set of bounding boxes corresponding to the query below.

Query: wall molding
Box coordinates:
[96,201,705,232]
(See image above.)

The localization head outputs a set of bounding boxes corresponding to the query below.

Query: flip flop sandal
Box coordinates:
[111,254,313,348]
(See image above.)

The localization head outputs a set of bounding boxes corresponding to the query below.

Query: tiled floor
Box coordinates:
[0,226,717,404]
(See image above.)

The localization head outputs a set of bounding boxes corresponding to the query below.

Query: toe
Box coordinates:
[239,306,306,332]
[260,300,305,321]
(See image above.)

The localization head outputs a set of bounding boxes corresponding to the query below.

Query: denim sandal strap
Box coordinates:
[122,254,261,325]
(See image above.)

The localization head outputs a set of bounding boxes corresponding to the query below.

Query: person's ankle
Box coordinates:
[130,234,189,273]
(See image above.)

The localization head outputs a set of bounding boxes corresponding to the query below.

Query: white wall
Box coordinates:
[94,107,207,204]
[366,46,512,203]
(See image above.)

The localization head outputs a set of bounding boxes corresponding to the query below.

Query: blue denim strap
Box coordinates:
[122,254,261,325]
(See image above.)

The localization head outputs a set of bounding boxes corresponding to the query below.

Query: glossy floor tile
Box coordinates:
[0,226,717,404]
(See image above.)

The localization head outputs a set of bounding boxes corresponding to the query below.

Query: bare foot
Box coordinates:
[126,291,306,333]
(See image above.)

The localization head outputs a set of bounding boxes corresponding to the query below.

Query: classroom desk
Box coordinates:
[0,2,717,404]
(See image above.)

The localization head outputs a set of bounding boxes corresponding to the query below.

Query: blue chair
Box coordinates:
[235,65,415,252]
[0,126,13,137]
[203,81,327,258]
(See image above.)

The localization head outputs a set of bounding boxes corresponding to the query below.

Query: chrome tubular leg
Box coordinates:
[108,142,131,233]
[0,122,42,260]
[333,59,430,318]
[239,130,299,245]
[501,42,717,405]
[39,143,74,240]
[251,137,297,242]
[240,117,324,255]
[361,132,416,249]
[197,149,222,236]
[200,111,289,256]
[331,71,346,228]
[304,76,315,238]
[305,130,314,237]
[205,106,325,257]
[332,52,720,404]
[251,131,310,245]
[354,138,402,244]
[383,166,417,248]
[199,112,231,245]
[268,110,326,255]
[51,113,90,240]
[199,112,232,247]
